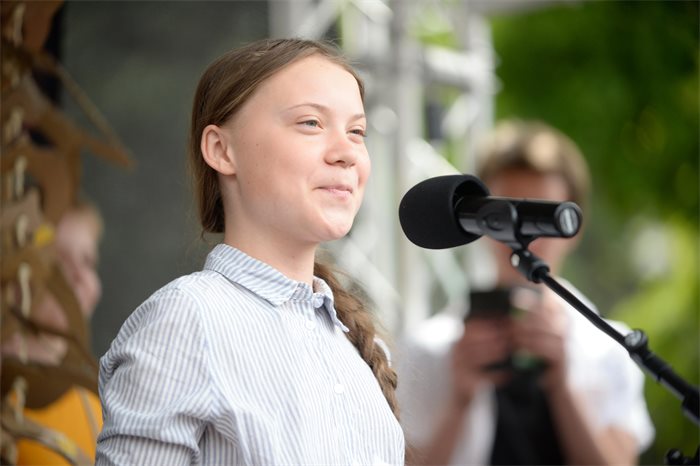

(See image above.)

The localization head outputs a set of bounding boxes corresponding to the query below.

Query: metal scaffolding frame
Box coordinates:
[268,0,500,337]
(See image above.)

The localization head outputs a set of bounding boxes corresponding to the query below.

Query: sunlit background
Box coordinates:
[56,1,698,463]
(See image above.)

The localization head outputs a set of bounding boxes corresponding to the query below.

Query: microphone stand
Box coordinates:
[509,247,699,465]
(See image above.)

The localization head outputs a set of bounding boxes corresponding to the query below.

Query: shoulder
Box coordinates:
[158,269,233,301]
[101,271,226,362]
[127,270,238,323]
[98,274,224,400]
[116,274,206,332]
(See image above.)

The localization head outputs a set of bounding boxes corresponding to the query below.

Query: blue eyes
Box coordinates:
[298,120,366,138]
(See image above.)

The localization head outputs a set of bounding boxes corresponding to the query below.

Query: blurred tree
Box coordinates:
[490,1,699,463]
[493,1,698,221]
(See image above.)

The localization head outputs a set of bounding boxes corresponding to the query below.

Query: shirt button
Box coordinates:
[305,319,316,330]
[312,294,324,308]
[333,383,345,394]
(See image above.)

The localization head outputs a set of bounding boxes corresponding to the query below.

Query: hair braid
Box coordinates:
[314,262,399,420]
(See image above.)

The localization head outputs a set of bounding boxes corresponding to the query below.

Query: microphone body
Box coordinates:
[456,196,582,244]
[399,175,583,249]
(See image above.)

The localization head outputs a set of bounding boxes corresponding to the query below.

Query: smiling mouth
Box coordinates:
[318,185,354,198]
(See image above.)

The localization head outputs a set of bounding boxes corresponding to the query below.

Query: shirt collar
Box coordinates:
[311,276,350,333]
[204,244,349,333]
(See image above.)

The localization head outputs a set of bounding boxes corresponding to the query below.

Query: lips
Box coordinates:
[321,184,353,194]
[316,184,355,200]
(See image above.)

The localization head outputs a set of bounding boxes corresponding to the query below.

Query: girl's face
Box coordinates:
[221,54,370,248]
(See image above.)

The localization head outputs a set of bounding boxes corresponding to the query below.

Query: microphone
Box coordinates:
[398,174,583,249]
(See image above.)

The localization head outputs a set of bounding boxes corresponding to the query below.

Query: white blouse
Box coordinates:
[96,244,404,466]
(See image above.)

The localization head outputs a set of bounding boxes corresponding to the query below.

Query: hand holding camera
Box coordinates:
[510,288,568,391]
[450,316,514,405]
[456,287,569,391]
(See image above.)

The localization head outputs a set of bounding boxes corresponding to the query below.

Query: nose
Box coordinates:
[325,129,358,167]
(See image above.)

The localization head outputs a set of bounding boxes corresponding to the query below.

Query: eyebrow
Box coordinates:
[284,102,365,121]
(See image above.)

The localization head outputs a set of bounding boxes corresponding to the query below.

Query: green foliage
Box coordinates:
[490,2,699,463]
[614,219,699,464]
[492,1,698,221]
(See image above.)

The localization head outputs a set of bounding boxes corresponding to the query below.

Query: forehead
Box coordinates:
[247,54,362,107]
[487,169,570,201]
[56,211,101,246]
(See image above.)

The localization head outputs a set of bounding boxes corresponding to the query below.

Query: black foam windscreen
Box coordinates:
[398,174,490,249]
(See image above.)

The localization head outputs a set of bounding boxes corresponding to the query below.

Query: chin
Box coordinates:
[314,211,356,240]
[318,222,354,242]
[324,227,352,242]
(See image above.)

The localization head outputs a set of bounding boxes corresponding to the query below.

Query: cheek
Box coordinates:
[84,271,102,307]
[530,239,568,264]
[89,272,102,303]
[252,143,298,187]
[354,160,371,207]
[75,270,102,318]
[489,241,513,262]
[358,155,371,187]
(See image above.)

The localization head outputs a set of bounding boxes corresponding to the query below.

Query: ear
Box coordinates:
[201,124,236,175]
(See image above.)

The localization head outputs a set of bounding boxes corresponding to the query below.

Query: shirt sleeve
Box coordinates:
[599,322,656,451]
[96,287,214,466]
[561,287,656,453]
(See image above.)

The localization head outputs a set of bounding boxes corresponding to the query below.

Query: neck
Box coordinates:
[223,230,317,285]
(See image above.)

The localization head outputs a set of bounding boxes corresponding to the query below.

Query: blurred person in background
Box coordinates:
[2,200,104,464]
[397,120,654,465]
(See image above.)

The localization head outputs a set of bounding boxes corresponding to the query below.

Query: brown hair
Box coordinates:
[476,120,591,212]
[188,38,398,418]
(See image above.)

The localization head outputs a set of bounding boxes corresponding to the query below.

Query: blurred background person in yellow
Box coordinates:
[2,200,104,465]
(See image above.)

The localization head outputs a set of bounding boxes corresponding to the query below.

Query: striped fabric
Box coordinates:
[96,244,405,466]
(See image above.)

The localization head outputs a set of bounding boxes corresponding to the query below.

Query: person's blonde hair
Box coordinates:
[188,38,398,418]
[477,120,591,212]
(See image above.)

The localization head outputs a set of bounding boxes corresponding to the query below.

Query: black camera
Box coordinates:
[465,288,546,374]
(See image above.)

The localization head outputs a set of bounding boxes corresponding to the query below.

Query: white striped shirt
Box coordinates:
[96,244,405,466]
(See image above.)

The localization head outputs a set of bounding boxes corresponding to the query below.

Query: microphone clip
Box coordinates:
[510,249,550,283]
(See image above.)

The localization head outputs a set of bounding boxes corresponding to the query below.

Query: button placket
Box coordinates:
[305,318,316,330]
